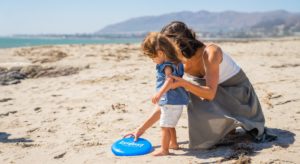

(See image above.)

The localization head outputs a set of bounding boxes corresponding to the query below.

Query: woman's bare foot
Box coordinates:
[169,144,179,150]
[152,149,169,156]
[228,129,236,135]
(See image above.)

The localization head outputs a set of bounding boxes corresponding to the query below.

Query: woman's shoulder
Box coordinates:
[204,43,222,53]
[202,43,223,64]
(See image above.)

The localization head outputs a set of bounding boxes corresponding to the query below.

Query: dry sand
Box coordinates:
[0,37,300,163]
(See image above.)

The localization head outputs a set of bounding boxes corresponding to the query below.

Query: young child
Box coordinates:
[141,32,189,156]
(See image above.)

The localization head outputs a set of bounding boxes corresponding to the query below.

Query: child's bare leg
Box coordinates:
[169,128,179,149]
[152,127,170,156]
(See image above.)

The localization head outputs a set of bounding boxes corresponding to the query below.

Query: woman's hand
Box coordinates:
[169,75,185,89]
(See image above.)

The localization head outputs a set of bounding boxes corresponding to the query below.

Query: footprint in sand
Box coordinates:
[16,143,40,148]
[54,152,67,159]
[111,103,128,113]
[262,91,284,109]
[27,127,40,134]
[34,107,42,113]
[96,111,105,116]
[0,98,13,103]
[0,111,17,117]
[271,63,300,68]
[275,99,300,105]
[78,75,133,85]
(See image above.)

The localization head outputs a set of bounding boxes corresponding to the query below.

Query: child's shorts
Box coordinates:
[159,105,184,127]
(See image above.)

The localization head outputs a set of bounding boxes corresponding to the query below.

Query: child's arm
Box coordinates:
[152,66,173,104]
[133,106,161,141]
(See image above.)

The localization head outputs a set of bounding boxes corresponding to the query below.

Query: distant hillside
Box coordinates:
[96,10,300,37]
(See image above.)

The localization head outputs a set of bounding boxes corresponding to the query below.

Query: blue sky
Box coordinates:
[0,0,300,35]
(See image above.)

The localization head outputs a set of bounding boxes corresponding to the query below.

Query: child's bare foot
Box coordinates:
[169,144,179,150]
[152,149,169,156]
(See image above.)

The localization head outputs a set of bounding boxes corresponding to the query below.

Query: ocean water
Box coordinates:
[0,37,142,49]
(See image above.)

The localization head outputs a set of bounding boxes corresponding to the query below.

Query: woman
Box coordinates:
[133,21,275,149]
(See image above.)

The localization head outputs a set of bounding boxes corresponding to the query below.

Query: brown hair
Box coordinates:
[141,32,180,63]
[161,21,205,58]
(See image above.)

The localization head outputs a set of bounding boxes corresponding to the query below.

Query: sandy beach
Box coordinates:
[0,37,300,163]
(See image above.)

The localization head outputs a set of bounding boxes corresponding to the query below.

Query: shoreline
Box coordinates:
[1,36,300,50]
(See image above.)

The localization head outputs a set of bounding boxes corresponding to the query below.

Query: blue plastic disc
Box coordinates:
[111,136,152,156]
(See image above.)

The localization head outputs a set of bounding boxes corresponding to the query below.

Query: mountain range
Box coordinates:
[96,10,300,37]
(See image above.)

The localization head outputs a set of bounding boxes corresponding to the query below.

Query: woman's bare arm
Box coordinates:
[172,45,222,100]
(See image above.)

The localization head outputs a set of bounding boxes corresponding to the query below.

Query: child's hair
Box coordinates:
[141,32,180,63]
